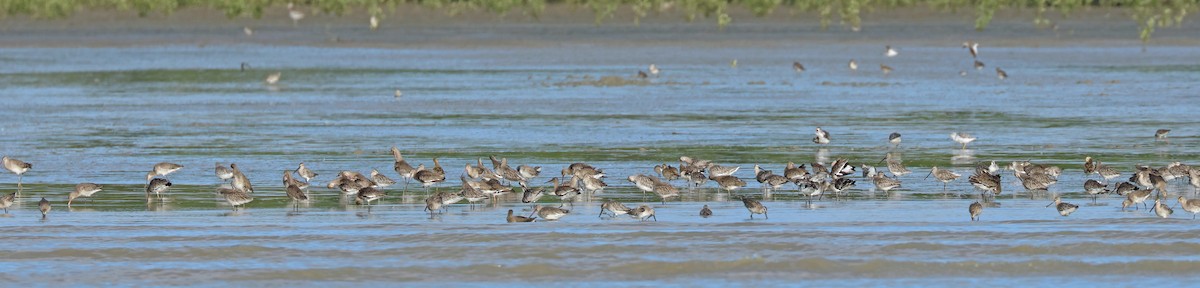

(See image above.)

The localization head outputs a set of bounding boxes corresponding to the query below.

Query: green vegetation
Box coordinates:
[0,0,1194,42]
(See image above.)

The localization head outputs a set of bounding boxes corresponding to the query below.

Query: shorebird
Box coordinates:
[712,175,747,193]
[885,45,899,57]
[532,205,569,221]
[963,41,978,58]
[517,165,541,180]
[630,205,657,221]
[413,160,447,189]
[67,183,102,207]
[38,197,50,219]
[995,68,1007,80]
[356,186,387,211]
[1018,173,1057,191]
[969,201,983,221]
[579,176,607,194]
[287,2,305,26]
[881,153,911,177]
[649,64,660,76]
[793,62,806,73]
[872,174,901,193]
[1153,198,1173,218]
[656,164,681,182]
[1190,168,1200,193]
[285,184,307,210]
[494,158,524,184]
[369,15,379,31]
[147,162,183,183]
[0,157,33,192]
[1083,157,1098,177]
[950,132,976,149]
[600,200,631,218]
[1083,179,1109,203]
[848,59,858,71]
[391,147,416,186]
[699,205,712,217]
[888,132,902,146]
[1047,196,1078,216]
[969,167,1002,196]
[229,163,254,194]
[628,174,658,195]
[1113,181,1139,196]
[217,187,254,210]
[0,192,13,213]
[1177,196,1200,219]
[459,176,488,207]
[1127,187,1152,210]
[652,182,680,204]
[813,127,831,144]
[465,159,486,179]
[1096,165,1121,183]
[265,72,281,85]
[1155,129,1171,141]
[925,166,961,193]
[880,64,893,75]
[507,209,535,223]
[283,171,308,190]
[548,177,581,205]
[637,70,648,79]
[370,169,396,188]
[974,60,985,70]
[296,162,317,184]
[215,163,234,183]
[520,182,544,203]
[739,196,767,219]
[146,178,173,200]
[829,158,856,178]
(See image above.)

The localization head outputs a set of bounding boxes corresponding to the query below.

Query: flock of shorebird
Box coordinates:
[639,41,1007,80]
[1,128,1192,222]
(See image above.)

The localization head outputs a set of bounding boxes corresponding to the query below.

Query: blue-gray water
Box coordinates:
[1,12,1200,286]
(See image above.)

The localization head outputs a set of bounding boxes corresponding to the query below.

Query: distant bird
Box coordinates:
[1155,129,1171,141]
[848,59,858,71]
[369,16,379,31]
[240,62,251,71]
[995,68,1007,80]
[507,209,535,223]
[637,71,648,79]
[67,183,103,207]
[38,197,51,219]
[287,2,305,26]
[885,45,899,57]
[872,174,902,193]
[793,62,806,73]
[285,184,308,205]
[394,89,403,98]
[813,127,830,144]
[0,192,13,213]
[740,197,767,219]
[1177,196,1200,219]
[215,163,234,183]
[1083,156,1097,177]
[532,205,570,221]
[630,205,657,222]
[296,162,317,184]
[699,204,712,217]
[146,162,183,183]
[243,26,253,36]
[1153,198,1173,219]
[1083,179,1110,203]
[974,60,985,70]
[600,200,631,218]
[217,187,254,210]
[2,156,32,193]
[370,169,396,188]
[265,72,282,85]
[1047,196,1078,216]
[880,64,893,75]
[649,64,660,76]
[888,132,902,146]
[963,41,978,58]
[925,166,961,193]
[730,59,738,68]
[969,201,983,221]
[146,178,173,200]
[950,132,977,149]
[356,187,387,211]
[391,147,417,186]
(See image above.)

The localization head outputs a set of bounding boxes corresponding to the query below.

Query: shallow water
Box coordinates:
[2,15,1200,286]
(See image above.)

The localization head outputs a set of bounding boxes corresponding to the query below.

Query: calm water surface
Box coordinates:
[1,18,1199,286]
